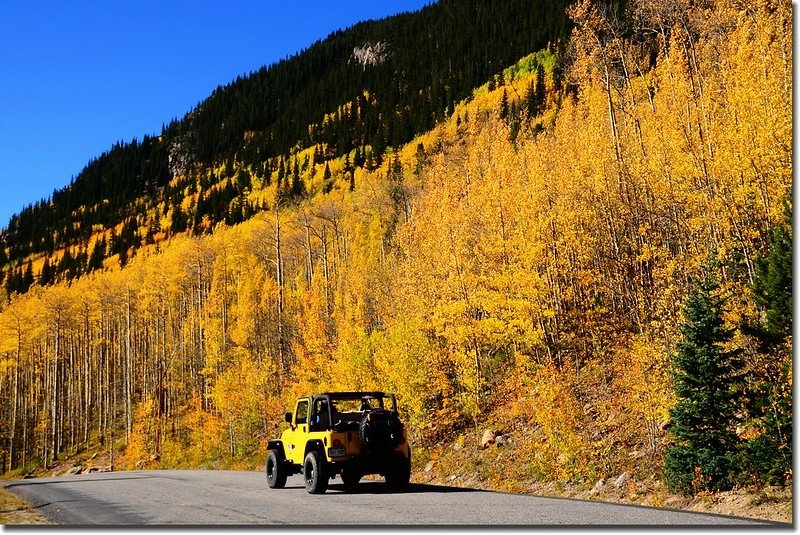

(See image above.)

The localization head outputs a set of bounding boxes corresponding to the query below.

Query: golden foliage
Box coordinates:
[0,0,789,483]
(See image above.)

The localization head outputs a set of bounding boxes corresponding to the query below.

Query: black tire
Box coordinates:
[340,467,361,491]
[385,458,411,491]
[266,450,287,489]
[359,410,404,453]
[303,450,328,494]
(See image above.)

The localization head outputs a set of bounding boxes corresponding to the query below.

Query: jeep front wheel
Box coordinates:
[266,450,287,489]
[303,450,329,494]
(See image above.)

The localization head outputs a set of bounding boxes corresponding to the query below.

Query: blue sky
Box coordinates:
[0,0,431,227]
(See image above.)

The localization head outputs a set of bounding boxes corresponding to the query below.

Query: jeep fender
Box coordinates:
[267,440,286,459]
[304,439,325,458]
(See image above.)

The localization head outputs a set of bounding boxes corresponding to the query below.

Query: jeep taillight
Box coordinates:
[332,438,343,448]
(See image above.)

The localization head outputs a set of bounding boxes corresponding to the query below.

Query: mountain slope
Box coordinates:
[0,0,571,289]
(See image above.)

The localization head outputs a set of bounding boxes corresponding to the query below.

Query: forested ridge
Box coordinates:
[0,0,792,506]
[0,0,570,286]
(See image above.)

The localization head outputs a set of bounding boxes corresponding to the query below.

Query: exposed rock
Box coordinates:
[350,41,391,69]
[495,434,511,447]
[614,472,630,488]
[135,454,160,469]
[481,429,496,449]
[423,461,434,473]
[589,478,605,495]
[98,466,112,473]
[168,134,195,179]
[67,466,83,475]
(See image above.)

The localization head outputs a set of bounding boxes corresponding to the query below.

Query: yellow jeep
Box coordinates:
[265,391,411,494]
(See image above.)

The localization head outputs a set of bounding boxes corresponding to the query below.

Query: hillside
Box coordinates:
[0,0,571,291]
[0,0,792,522]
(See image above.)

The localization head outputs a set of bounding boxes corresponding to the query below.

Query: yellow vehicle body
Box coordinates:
[266,392,411,494]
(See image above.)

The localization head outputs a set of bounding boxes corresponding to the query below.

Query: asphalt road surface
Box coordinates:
[3,470,777,526]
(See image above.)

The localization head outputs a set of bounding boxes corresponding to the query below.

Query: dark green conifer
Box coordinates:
[664,263,743,494]
[22,260,34,290]
[171,206,187,234]
[291,158,305,199]
[344,153,355,191]
[751,202,792,343]
[499,89,509,119]
[57,249,74,278]
[88,238,105,271]
[742,199,792,484]
[39,257,53,285]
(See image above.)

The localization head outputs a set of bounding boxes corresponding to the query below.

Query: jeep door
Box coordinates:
[284,398,310,465]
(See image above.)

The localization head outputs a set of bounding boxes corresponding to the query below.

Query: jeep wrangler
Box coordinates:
[265,391,411,494]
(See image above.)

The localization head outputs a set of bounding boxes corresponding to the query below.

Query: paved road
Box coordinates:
[3,470,776,526]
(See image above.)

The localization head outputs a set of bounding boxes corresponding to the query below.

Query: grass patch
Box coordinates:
[749,492,791,507]
[0,487,50,525]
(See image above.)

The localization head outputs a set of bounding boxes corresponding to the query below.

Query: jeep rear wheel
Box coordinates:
[385,458,411,490]
[340,467,361,491]
[266,450,287,489]
[303,450,328,494]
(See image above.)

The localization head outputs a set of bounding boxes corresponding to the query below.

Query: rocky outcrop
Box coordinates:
[351,42,391,69]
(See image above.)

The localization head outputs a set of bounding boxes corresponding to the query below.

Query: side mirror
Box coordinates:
[284,412,293,424]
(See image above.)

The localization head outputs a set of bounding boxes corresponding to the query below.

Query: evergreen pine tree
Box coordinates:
[751,201,793,343]
[39,257,53,285]
[22,260,34,291]
[5,267,21,297]
[277,157,286,188]
[290,158,304,198]
[88,238,105,271]
[74,247,88,278]
[525,67,546,119]
[171,206,187,234]
[499,88,509,120]
[664,264,743,494]
[742,199,792,484]
[57,249,74,278]
[344,153,355,191]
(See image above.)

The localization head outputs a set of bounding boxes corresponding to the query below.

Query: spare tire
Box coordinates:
[359,410,404,453]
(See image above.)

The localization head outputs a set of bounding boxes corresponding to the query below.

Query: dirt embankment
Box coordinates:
[413,431,792,525]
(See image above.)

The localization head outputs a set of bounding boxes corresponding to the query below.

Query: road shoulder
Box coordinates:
[0,487,51,525]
